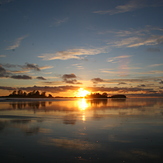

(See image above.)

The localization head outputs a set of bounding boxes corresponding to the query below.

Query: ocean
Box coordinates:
[0,97,163,162]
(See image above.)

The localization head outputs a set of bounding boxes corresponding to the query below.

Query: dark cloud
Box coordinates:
[64,79,82,84]
[0,63,17,68]
[62,73,77,79]
[11,75,32,80]
[0,66,10,77]
[91,78,104,84]
[36,76,46,80]
[159,80,163,84]
[138,84,146,87]
[147,48,160,52]
[0,86,15,90]
[23,63,40,71]
[62,73,81,84]
[1,63,41,71]
[118,82,127,85]
[18,85,79,93]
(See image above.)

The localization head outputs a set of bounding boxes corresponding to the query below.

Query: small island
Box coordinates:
[86,93,108,98]
[5,90,53,98]
[108,94,126,98]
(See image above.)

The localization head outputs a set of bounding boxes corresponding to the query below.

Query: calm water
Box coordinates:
[0,98,163,163]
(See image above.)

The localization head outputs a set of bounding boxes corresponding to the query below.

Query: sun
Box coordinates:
[75,88,90,97]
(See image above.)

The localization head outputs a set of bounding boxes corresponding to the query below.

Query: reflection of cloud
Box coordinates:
[118,150,160,160]
[6,35,28,50]
[0,119,42,135]
[63,114,76,125]
[108,135,132,143]
[39,138,100,150]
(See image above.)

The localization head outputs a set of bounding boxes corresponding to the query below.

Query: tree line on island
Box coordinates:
[5,90,126,98]
[8,90,53,98]
[85,93,126,98]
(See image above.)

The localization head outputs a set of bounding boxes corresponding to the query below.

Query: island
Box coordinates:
[108,94,126,98]
[3,90,53,98]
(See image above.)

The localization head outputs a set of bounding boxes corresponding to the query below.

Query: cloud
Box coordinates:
[36,76,46,80]
[0,0,13,4]
[91,78,104,84]
[51,17,69,26]
[93,0,146,15]
[10,70,30,74]
[0,65,33,79]
[147,48,161,52]
[93,0,163,15]
[100,26,163,37]
[62,73,82,84]
[40,66,53,70]
[148,64,163,67]
[10,75,32,80]
[6,35,28,50]
[23,63,40,71]
[159,80,163,84]
[0,55,6,58]
[107,55,132,63]
[0,66,10,77]
[0,86,16,90]
[118,82,127,85]
[138,84,146,87]
[1,63,52,71]
[62,74,77,79]
[38,47,107,60]
[111,35,163,48]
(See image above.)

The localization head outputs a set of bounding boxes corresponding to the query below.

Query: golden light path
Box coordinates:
[77,98,90,122]
[78,98,89,111]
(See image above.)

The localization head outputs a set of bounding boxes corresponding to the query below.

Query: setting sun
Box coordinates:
[75,88,90,97]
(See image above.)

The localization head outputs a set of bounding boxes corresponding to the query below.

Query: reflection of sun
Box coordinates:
[75,88,90,97]
[78,98,89,110]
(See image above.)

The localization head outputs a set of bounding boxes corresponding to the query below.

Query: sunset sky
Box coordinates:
[0,0,163,97]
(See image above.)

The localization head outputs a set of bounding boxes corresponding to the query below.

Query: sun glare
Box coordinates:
[76,88,90,97]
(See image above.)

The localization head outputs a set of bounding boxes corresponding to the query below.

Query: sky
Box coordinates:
[0,0,163,97]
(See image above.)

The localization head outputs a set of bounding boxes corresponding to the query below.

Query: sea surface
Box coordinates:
[0,97,163,163]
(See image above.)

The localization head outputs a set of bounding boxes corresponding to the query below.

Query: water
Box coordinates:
[0,98,163,162]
